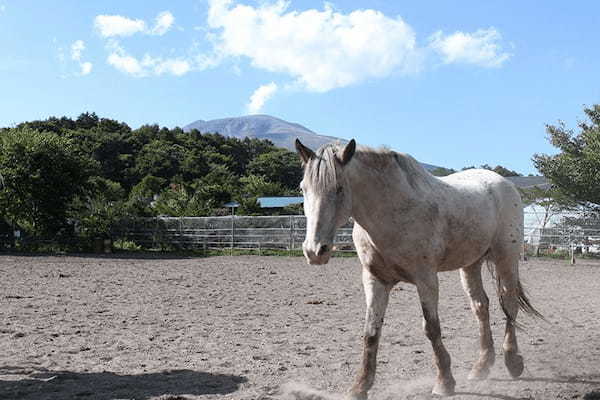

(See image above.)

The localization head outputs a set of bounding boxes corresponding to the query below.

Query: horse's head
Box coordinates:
[295,138,356,265]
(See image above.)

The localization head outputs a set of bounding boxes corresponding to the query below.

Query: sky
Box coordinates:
[1,1,599,174]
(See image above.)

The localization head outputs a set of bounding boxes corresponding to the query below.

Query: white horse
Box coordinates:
[295,139,541,399]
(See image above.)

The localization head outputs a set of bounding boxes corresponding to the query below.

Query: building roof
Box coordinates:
[255,177,549,208]
[257,196,304,208]
[505,176,551,189]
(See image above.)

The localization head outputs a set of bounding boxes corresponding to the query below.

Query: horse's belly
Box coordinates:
[436,237,491,271]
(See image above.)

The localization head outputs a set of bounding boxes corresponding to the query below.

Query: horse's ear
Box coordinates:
[338,139,356,166]
[295,139,315,164]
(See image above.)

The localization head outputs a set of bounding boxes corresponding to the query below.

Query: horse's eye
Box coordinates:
[336,186,343,195]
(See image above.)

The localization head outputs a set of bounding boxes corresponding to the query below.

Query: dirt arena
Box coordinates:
[1,254,599,400]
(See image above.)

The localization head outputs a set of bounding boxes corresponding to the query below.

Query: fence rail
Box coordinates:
[110,212,600,256]
[4,210,600,258]
[111,215,355,253]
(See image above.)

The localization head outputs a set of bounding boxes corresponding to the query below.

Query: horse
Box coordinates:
[295,138,541,399]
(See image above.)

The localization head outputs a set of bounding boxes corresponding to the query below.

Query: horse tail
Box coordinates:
[513,281,544,320]
[486,259,545,328]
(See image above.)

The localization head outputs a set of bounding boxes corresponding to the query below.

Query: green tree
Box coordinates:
[134,140,185,181]
[533,105,600,205]
[430,167,456,177]
[459,164,521,177]
[236,175,286,215]
[486,165,521,177]
[0,128,94,235]
[248,148,302,191]
[126,175,167,216]
[72,177,127,239]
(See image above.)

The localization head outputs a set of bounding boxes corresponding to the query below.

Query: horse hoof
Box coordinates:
[468,366,491,381]
[432,378,456,396]
[504,352,524,378]
[346,391,367,400]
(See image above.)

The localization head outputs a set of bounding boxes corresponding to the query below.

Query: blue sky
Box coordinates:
[1,1,599,174]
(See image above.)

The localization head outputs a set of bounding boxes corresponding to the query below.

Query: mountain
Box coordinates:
[184,114,344,152]
[183,114,441,171]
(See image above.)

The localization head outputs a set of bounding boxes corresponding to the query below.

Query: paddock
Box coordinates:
[1,255,599,400]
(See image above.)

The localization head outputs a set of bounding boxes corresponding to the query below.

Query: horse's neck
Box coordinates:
[347,156,434,230]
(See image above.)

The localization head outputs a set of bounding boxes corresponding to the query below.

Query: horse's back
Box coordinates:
[441,169,523,262]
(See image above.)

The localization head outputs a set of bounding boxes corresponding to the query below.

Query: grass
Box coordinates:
[1,239,358,258]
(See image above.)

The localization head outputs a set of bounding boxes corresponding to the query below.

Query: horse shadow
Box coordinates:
[0,366,247,400]
[451,375,600,400]
[491,375,600,385]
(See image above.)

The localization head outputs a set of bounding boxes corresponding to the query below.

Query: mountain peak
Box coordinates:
[183,114,342,151]
[183,114,442,171]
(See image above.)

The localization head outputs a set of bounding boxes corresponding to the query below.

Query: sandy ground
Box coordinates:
[1,254,600,400]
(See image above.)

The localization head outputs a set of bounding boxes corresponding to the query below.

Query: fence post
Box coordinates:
[568,233,575,265]
[153,217,158,249]
[289,215,294,254]
[179,216,183,250]
[231,213,235,256]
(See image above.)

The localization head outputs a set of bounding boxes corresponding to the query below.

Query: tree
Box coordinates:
[489,165,521,177]
[236,175,286,215]
[247,148,302,191]
[533,105,600,205]
[0,128,94,235]
[2,113,305,225]
[134,140,185,181]
[460,165,521,177]
[430,167,456,177]
[72,177,127,240]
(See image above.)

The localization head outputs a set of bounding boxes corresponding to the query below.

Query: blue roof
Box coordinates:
[257,196,304,208]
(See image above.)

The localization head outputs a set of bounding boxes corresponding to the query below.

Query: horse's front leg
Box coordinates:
[348,268,391,400]
[416,273,456,396]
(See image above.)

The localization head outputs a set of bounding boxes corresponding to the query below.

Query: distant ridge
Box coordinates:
[183,114,344,152]
[183,114,441,171]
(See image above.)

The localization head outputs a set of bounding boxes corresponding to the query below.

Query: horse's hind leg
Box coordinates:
[348,268,391,400]
[494,257,525,378]
[416,273,456,396]
[460,261,495,380]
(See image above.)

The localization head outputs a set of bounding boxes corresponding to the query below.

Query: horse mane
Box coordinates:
[305,142,433,191]
[304,143,339,190]
[353,146,433,190]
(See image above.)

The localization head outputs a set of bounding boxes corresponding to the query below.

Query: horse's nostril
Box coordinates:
[317,244,329,256]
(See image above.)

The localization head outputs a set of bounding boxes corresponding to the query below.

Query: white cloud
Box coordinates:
[94,1,512,90]
[108,53,144,76]
[71,40,85,61]
[69,40,93,76]
[80,62,93,76]
[143,55,191,76]
[207,0,421,92]
[94,14,146,37]
[247,82,278,114]
[106,41,191,77]
[94,11,175,38]
[428,28,511,68]
[151,11,175,35]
